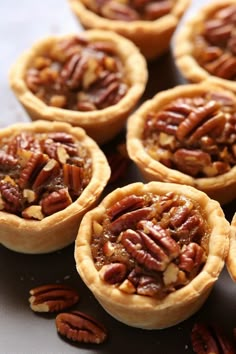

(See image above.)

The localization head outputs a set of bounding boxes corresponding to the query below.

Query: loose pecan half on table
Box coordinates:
[75,182,229,329]
[0,128,91,219]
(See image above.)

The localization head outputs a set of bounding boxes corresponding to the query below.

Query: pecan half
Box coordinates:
[41,188,72,216]
[191,322,236,354]
[29,284,80,312]
[56,311,108,344]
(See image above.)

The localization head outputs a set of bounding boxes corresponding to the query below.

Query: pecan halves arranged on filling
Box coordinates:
[91,192,209,299]
[0,131,92,219]
[25,36,129,111]
[142,92,236,177]
[85,0,173,22]
[194,4,236,80]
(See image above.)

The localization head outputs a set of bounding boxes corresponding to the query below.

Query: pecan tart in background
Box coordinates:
[0,120,110,254]
[68,0,191,60]
[226,213,236,282]
[74,181,229,329]
[127,83,236,205]
[9,30,147,145]
[174,0,236,93]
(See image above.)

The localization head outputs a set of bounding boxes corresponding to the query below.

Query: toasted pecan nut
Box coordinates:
[29,284,80,312]
[191,322,236,354]
[55,311,108,344]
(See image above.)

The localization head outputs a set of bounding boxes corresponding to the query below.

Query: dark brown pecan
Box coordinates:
[18,152,49,189]
[121,228,170,272]
[47,132,75,144]
[144,0,172,20]
[63,163,84,194]
[173,149,211,177]
[0,151,18,169]
[0,179,23,213]
[138,220,180,259]
[56,311,108,344]
[101,1,139,21]
[176,100,220,141]
[191,322,236,354]
[41,188,72,216]
[7,132,42,156]
[29,284,79,312]
[99,263,127,284]
[106,194,145,220]
[32,159,60,189]
[108,207,152,235]
[178,243,204,273]
[61,53,88,89]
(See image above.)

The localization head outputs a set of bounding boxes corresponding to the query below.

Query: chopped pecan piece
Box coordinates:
[56,311,108,344]
[29,284,80,312]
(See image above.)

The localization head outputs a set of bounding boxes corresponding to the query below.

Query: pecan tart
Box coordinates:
[9,30,147,145]
[0,120,110,254]
[226,213,236,281]
[68,0,190,60]
[175,0,236,92]
[127,83,236,205]
[75,181,229,329]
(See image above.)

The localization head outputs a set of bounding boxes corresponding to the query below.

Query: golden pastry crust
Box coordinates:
[175,0,236,92]
[75,181,229,329]
[68,0,191,60]
[226,213,236,281]
[127,83,236,205]
[9,30,147,145]
[0,120,110,254]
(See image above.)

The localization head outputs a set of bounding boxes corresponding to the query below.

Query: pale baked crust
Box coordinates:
[126,83,236,205]
[0,120,110,254]
[174,0,236,92]
[9,30,147,145]
[75,181,229,329]
[226,213,236,281]
[68,0,191,60]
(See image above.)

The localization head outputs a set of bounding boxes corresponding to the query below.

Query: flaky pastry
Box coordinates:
[226,213,236,281]
[75,181,229,329]
[0,120,110,254]
[9,30,147,145]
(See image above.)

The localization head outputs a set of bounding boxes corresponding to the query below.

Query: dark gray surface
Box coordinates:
[1,1,236,353]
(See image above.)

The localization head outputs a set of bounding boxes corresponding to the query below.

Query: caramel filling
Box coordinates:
[83,0,173,21]
[91,192,209,299]
[25,36,129,111]
[142,92,236,177]
[194,4,236,80]
[0,131,92,219]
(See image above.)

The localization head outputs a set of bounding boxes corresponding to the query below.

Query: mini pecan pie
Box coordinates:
[75,181,229,329]
[226,213,236,281]
[0,120,110,254]
[68,0,190,60]
[9,30,147,145]
[175,0,236,92]
[127,83,236,205]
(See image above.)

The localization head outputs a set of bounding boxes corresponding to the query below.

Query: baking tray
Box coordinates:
[1,1,236,353]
